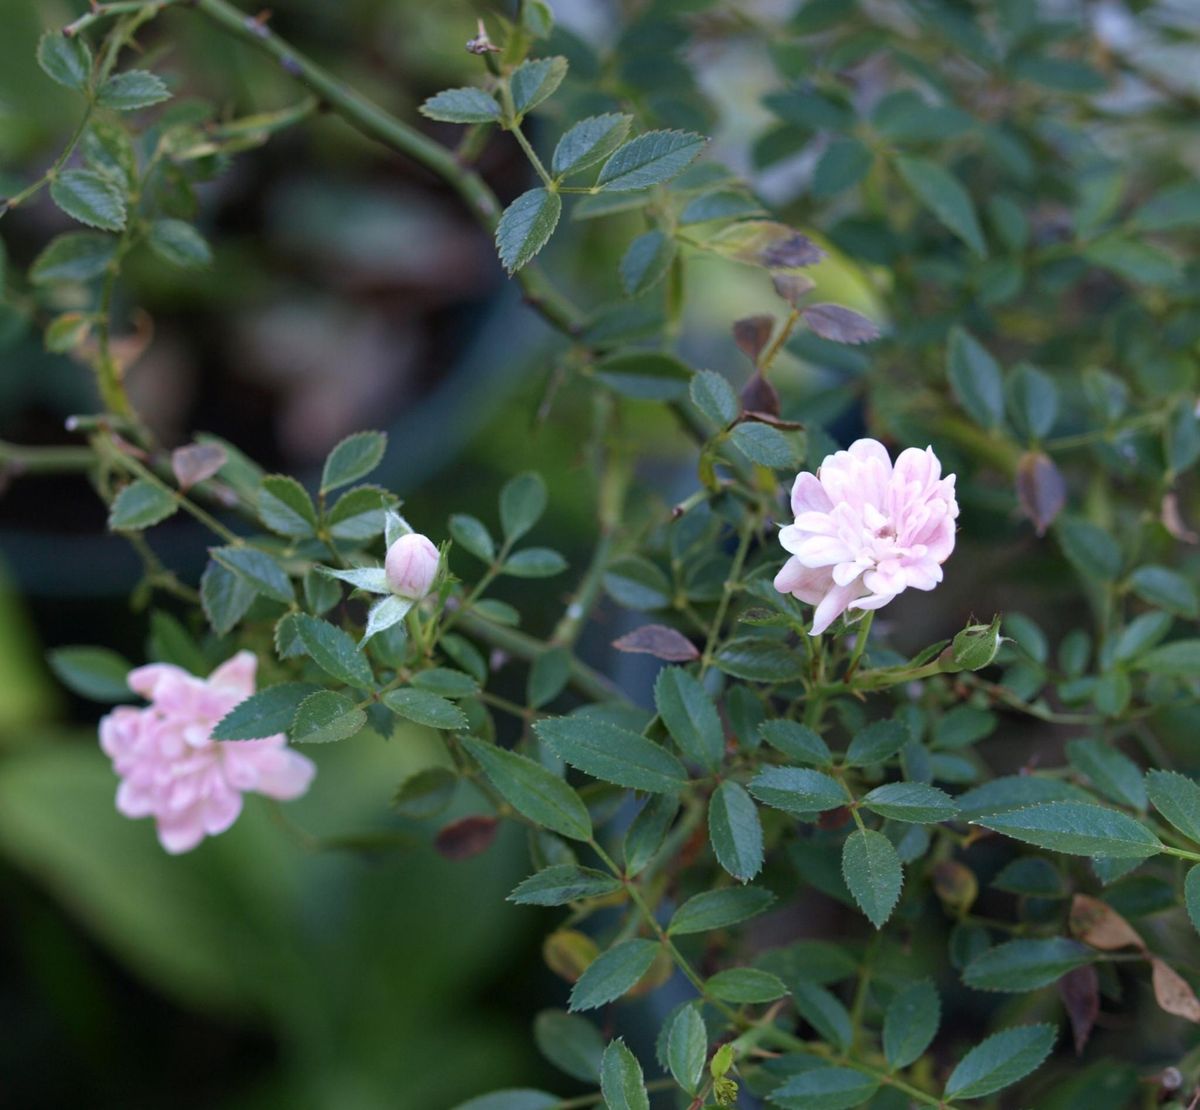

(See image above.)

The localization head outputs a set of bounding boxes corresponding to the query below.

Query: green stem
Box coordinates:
[0,440,97,474]
[1,105,94,216]
[63,0,179,38]
[844,610,874,681]
[700,515,756,676]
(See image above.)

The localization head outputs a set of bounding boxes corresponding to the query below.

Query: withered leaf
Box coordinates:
[1059,964,1099,1054]
[434,813,499,860]
[1151,957,1200,1023]
[612,624,700,662]
[740,372,781,418]
[772,272,815,306]
[1069,894,1145,951]
[1016,451,1066,536]
[733,315,775,363]
[801,303,881,345]
[172,442,228,491]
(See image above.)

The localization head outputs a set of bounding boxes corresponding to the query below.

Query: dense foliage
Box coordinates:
[5,1,1200,1107]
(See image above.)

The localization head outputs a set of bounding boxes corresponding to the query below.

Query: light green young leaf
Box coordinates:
[496,188,561,273]
[842,828,903,928]
[568,939,658,1012]
[509,56,568,117]
[708,781,763,881]
[599,1039,649,1110]
[316,564,389,594]
[108,480,177,531]
[883,979,940,1070]
[944,1025,1056,1100]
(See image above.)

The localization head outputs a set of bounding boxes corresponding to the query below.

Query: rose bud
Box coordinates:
[385,532,440,599]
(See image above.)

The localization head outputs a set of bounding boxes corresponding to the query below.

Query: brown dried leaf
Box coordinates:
[801,303,881,345]
[733,315,775,363]
[739,372,781,418]
[772,272,816,306]
[1069,894,1145,951]
[434,813,498,861]
[171,442,228,491]
[1151,957,1200,1023]
[1163,491,1199,544]
[1059,964,1100,1054]
[612,624,700,662]
[1016,451,1066,536]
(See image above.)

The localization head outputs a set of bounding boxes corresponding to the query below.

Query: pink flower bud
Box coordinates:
[385,532,440,599]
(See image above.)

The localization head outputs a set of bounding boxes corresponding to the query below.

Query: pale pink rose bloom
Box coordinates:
[99,651,315,854]
[385,532,440,599]
[774,438,959,635]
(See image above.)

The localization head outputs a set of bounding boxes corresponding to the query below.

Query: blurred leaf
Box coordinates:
[108,480,177,531]
[97,70,171,111]
[801,303,879,344]
[503,547,567,577]
[37,32,92,91]
[812,138,872,197]
[1015,451,1066,536]
[29,232,116,283]
[1150,958,1200,1023]
[619,229,675,296]
[534,1010,603,1082]
[148,218,212,268]
[612,625,698,662]
[499,471,547,543]
[594,350,691,402]
[420,87,501,123]
[200,561,256,635]
[947,327,1004,428]
[47,646,132,703]
[896,156,986,257]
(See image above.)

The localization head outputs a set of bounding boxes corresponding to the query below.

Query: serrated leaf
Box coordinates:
[258,475,317,538]
[97,70,171,111]
[964,938,1093,993]
[1146,770,1200,844]
[599,1039,648,1110]
[108,480,178,531]
[509,865,622,906]
[552,113,633,177]
[47,646,131,702]
[665,1004,706,1093]
[706,967,787,1003]
[533,1011,602,1083]
[411,668,478,698]
[729,422,796,467]
[845,719,908,766]
[569,939,658,1012]
[896,155,986,257]
[462,737,591,842]
[449,514,496,562]
[714,637,805,682]
[1066,740,1146,811]
[51,170,126,232]
[320,431,386,493]
[383,688,468,731]
[619,229,675,297]
[654,666,724,772]
[1186,866,1200,939]
[200,560,256,635]
[861,782,958,823]
[597,130,706,192]
[148,218,211,268]
[708,781,763,881]
[944,1025,1056,1100]
[883,979,940,1070]
[689,369,738,426]
[29,232,116,283]
[211,546,294,604]
[623,794,679,878]
[770,1066,877,1110]
[290,690,366,744]
[976,802,1163,858]
[496,188,561,273]
[37,32,92,92]
[510,56,567,117]
[326,486,389,543]
[212,682,320,740]
[316,564,389,594]
[947,326,1004,428]
[419,87,501,123]
[535,715,686,794]
[758,720,832,765]
[749,766,846,814]
[842,828,903,928]
[668,887,775,936]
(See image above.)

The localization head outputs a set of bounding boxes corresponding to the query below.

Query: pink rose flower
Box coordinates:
[385,532,440,599]
[99,651,315,854]
[774,438,959,635]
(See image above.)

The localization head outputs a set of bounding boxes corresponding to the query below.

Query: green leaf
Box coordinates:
[258,475,317,538]
[861,782,958,824]
[1066,740,1146,811]
[1136,639,1200,677]
[290,690,366,744]
[1008,362,1058,441]
[533,1011,603,1083]
[1058,518,1121,581]
[449,514,496,562]
[619,229,675,297]
[552,113,633,177]
[521,649,566,712]
[679,190,764,225]
[1084,236,1180,287]
[933,707,996,750]
[510,56,568,117]
[97,70,171,111]
[47,646,131,702]
[535,715,686,795]
[569,939,658,1012]
[211,682,320,740]
[770,1066,878,1110]
[1186,866,1200,938]
[108,480,177,531]
[947,326,1004,428]
[51,170,126,232]
[597,130,706,192]
[383,688,469,731]
[411,668,478,699]
[200,561,256,635]
[147,218,212,268]
[325,485,389,543]
[211,546,294,605]
[729,422,796,468]
[623,794,679,878]
[714,637,805,682]
[1146,770,1200,844]
[320,431,386,494]
[419,87,501,123]
[963,938,1092,992]
[503,547,567,578]
[845,719,908,766]
[706,967,787,1004]
[668,887,775,936]
[689,370,738,426]
[654,667,724,772]
[842,828,903,928]
[957,776,1092,821]
[709,781,763,881]
[293,614,377,690]
[599,1039,648,1110]
[1132,182,1200,232]
[883,979,940,1070]
[665,1004,707,1094]
[944,1025,1056,1100]
[462,737,591,841]
[976,802,1163,858]
[508,865,621,906]
[896,155,986,257]
[496,188,561,274]
[29,232,116,283]
[749,767,846,814]
[37,32,92,92]
[603,556,672,611]
[453,1092,557,1110]
[1129,566,1199,619]
[500,471,548,542]
[317,564,389,594]
[812,137,872,198]
[792,981,853,1054]
[759,720,832,765]
[593,350,691,402]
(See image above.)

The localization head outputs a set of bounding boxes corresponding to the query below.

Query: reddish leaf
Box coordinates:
[434,814,498,860]
[739,372,781,418]
[612,624,699,662]
[801,303,880,345]
[1059,964,1099,1054]
[172,442,228,491]
[733,315,775,363]
[772,272,815,306]
[760,232,825,269]
[817,806,852,830]
[1016,451,1066,536]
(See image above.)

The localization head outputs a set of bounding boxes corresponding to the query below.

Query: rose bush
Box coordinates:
[4,1,1200,1108]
